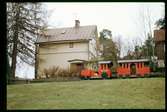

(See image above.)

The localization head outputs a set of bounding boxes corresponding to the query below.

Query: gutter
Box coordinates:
[34,39,91,45]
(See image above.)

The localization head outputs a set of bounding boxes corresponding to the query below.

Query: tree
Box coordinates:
[114,35,123,59]
[99,29,119,71]
[131,6,159,60]
[7,3,47,82]
[7,54,11,84]
[155,17,165,29]
[99,29,112,40]
[145,33,154,59]
[134,45,141,59]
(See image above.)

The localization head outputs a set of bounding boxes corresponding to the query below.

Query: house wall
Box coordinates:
[37,42,89,76]
[89,38,97,59]
[88,30,98,60]
[154,29,165,60]
[154,29,165,42]
[155,42,165,60]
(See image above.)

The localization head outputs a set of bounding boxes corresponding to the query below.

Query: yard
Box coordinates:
[7,77,165,109]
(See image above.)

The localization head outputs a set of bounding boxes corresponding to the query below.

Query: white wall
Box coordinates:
[37,42,89,76]
[39,42,88,54]
[89,38,97,59]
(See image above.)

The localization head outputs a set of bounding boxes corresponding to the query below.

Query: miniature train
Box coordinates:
[80,59,151,79]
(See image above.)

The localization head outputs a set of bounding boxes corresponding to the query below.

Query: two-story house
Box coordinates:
[35,20,99,78]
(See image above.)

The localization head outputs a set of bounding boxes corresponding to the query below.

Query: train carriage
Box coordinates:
[117,59,150,77]
[80,60,98,79]
[80,59,151,79]
[98,61,113,79]
[80,60,113,79]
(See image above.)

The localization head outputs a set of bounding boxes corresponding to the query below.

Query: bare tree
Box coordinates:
[132,5,153,41]
[114,35,123,59]
[130,4,164,60]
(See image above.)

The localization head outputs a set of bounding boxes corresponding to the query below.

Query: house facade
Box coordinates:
[35,20,99,78]
[154,29,165,68]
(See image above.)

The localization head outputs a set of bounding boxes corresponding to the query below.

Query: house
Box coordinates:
[35,20,99,78]
[154,29,165,68]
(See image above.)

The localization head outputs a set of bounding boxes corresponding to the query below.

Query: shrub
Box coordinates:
[42,66,58,79]
[50,66,60,78]
[41,66,79,79]
[43,68,50,78]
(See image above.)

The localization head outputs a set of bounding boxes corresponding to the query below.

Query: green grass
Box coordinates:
[7,77,165,109]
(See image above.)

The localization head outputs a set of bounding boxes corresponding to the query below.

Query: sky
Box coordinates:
[16,2,165,79]
[43,2,164,54]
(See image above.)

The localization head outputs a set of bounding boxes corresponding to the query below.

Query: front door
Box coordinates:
[76,63,84,73]
[70,63,84,76]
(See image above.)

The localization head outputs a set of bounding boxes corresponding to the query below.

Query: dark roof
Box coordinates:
[36,25,97,43]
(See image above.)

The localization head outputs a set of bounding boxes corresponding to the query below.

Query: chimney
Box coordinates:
[75,20,80,28]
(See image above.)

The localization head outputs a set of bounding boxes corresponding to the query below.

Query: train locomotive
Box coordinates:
[80,59,151,79]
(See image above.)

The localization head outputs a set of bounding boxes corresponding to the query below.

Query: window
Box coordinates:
[69,43,74,48]
[137,63,139,68]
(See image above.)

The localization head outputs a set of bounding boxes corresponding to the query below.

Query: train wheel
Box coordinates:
[118,75,121,78]
[80,76,84,80]
[126,74,130,78]
[140,75,144,78]
[147,74,150,77]
[118,75,122,78]
[87,76,90,80]
[136,74,140,78]
[144,74,149,78]
[122,75,126,79]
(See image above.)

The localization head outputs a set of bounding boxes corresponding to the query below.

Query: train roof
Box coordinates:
[98,61,112,64]
[118,59,150,63]
[68,59,86,63]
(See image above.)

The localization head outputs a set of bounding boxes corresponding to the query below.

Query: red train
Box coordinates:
[80,59,151,79]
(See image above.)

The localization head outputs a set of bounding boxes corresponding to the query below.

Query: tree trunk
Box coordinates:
[35,44,39,79]
[11,4,20,79]
[11,38,18,79]
[7,55,11,84]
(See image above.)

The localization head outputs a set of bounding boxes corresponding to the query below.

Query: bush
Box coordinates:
[41,66,78,79]
[43,68,50,78]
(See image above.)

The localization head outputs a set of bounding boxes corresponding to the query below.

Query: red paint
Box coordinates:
[81,69,95,78]
[117,62,150,77]
[98,64,112,78]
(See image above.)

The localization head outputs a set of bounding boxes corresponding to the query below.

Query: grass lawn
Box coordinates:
[7,77,165,109]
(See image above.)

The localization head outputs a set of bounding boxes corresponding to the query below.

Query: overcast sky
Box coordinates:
[43,2,164,55]
[16,2,165,79]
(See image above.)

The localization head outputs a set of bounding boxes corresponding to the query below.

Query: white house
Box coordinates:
[35,20,99,78]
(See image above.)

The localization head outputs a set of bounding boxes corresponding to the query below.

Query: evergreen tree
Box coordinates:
[7,3,47,81]
[155,17,165,29]
[99,29,119,72]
